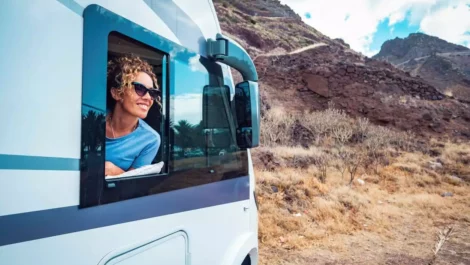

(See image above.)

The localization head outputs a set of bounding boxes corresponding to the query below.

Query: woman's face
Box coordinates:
[115,72,155,119]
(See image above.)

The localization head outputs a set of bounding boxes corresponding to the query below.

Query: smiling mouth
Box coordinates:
[137,103,149,111]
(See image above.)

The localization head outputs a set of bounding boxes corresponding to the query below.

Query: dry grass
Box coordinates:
[255,106,470,265]
[260,106,296,147]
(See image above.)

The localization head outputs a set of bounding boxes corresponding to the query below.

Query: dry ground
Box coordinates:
[254,108,470,265]
[259,222,469,264]
[255,154,470,265]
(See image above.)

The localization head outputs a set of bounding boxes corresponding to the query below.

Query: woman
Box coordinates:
[105,55,161,176]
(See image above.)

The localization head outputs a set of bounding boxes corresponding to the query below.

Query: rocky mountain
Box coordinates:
[216,0,342,58]
[373,33,470,101]
[214,0,470,139]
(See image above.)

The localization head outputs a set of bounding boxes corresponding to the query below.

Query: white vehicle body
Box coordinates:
[0,1,259,264]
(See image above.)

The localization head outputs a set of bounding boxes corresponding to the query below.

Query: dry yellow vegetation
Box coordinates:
[254,106,470,265]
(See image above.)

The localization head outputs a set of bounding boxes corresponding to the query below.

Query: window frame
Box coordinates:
[80,5,174,208]
[79,5,248,208]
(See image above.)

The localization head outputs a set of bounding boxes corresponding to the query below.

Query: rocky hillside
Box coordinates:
[214,0,470,139]
[373,33,470,101]
[374,33,468,64]
[215,0,347,58]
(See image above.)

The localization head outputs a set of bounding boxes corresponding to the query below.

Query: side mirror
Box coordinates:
[207,33,260,149]
[203,85,235,148]
[235,81,260,148]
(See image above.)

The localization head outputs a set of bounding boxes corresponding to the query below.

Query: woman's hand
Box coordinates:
[105,161,125,176]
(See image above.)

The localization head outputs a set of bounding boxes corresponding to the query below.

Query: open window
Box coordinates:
[79,5,173,208]
[79,5,248,208]
[105,31,168,180]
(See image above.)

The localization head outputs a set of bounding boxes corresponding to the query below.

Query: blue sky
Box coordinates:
[282,0,470,57]
[305,11,422,52]
[369,16,421,53]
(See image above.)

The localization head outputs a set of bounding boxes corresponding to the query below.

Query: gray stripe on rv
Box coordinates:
[0,176,249,247]
[143,0,207,55]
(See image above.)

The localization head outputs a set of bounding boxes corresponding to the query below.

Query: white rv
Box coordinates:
[0,1,260,264]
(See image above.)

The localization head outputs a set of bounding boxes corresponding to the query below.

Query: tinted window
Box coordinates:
[164,56,248,187]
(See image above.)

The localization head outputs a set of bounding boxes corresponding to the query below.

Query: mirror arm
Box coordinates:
[207,33,258,82]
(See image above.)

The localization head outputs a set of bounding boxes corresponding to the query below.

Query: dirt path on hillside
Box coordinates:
[288,43,327,55]
[395,51,470,67]
[254,42,327,60]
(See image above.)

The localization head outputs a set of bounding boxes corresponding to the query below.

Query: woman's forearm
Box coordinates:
[105,161,125,176]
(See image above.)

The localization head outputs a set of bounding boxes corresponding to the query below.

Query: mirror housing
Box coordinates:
[207,33,260,149]
[234,81,260,148]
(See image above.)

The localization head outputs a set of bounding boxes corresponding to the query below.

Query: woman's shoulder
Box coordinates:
[137,119,160,142]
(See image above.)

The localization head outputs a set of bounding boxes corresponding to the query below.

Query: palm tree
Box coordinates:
[169,119,176,139]
[174,120,195,151]
[192,120,205,149]
[82,110,105,155]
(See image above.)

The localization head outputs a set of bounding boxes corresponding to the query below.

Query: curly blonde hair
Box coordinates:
[107,54,161,111]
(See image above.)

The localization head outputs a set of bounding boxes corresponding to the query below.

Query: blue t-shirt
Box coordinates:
[106,119,160,171]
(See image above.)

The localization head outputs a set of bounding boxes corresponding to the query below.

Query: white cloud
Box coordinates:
[280,0,470,57]
[188,54,206,72]
[420,3,470,46]
[171,93,202,125]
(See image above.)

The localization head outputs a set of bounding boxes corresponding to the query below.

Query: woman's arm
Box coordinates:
[105,161,125,176]
[131,134,161,169]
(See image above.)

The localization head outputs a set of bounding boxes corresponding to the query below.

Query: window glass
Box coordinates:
[169,56,247,178]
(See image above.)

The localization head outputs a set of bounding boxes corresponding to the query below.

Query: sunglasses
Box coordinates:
[131,82,160,100]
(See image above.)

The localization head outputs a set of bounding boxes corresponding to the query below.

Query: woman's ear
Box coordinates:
[110,88,123,102]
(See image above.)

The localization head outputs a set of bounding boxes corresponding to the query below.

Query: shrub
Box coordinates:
[260,107,296,147]
[354,117,369,142]
[300,108,350,142]
[260,106,417,154]
[332,122,353,145]
[312,151,331,183]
